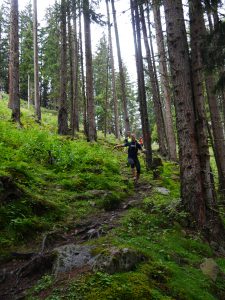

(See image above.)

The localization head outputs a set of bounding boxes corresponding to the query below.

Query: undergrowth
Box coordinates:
[29,162,225,300]
[0,97,129,255]
[1,95,225,299]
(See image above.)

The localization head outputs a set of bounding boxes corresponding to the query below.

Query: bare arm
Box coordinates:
[114,144,125,149]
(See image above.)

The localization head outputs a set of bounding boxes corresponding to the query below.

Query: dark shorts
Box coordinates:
[128,157,141,174]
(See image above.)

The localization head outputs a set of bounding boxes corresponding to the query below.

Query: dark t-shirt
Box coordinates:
[124,141,142,159]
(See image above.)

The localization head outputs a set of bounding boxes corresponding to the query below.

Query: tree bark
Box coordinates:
[106,0,120,140]
[163,0,206,227]
[71,0,79,135]
[33,0,41,122]
[139,4,167,158]
[206,75,225,192]
[58,0,68,135]
[78,0,87,137]
[67,2,73,129]
[152,1,177,161]
[111,0,130,135]
[9,0,20,124]
[83,0,96,141]
[189,0,224,238]
[131,0,152,170]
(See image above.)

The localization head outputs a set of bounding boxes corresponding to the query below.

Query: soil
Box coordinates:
[0,180,152,300]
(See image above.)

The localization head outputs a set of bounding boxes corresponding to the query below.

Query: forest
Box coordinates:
[0,0,225,299]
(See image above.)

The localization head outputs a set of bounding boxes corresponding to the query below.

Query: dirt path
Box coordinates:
[0,180,152,300]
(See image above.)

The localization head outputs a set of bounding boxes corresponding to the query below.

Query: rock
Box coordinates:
[200,258,220,281]
[122,200,139,209]
[53,244,94,275]
[155,187,170,195]
[93,247,146,274]
[52,244,146,276]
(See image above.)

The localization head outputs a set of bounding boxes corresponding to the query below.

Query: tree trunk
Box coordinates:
[9,0,20,124]
[67,2,73,129]
[33,0,41,122]
[163,0,206,227]
[104,52,109,137]
[189,0,224,238]
[28,74,31,109]
[106,0,120,139]
[58,0,68,135]
[152,1,177,161]
[139,4,167,158]
[131,0,152,170]
[206,75,225,192]
[111,0,130,135]
[78,0,87,137]
[222,91,225,133]
[83,0,96,141]
[71,0,79,135]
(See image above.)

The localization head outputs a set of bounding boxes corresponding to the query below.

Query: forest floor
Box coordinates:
[0,97,225,300]
[0,178,153,300]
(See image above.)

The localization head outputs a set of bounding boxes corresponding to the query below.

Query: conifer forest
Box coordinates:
[0,0,225,299]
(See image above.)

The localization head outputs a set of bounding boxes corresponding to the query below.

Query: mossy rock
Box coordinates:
[93,246,147,274]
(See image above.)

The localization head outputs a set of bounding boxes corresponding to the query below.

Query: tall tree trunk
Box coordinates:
[33,0,41,122]
[212,4,219,27]
[28,74,31,109]
[139,3,167,157]
[78,0,87,136]
[71,0,79,135]
[222,91,225,133]
[131,0,152,169]
[9,0,20,124]
[189,0,223,237]
[67,2,73,129]
[0,12,2,94]
[202,4,225,193]
[163,0,206,228]
[83,0,96,141]
[152,1,177,161]
[58,0,68,135]
[106,0,120,139]
[104,52,109,137]
[164,0,225,240]
[206,75,225,192]
[111,0,130,135]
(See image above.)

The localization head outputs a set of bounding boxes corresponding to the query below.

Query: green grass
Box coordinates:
[0,97,129,255]
[1,95,225,299]
[29,161,225,300]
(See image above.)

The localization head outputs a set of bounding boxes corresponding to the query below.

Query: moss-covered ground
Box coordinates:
[0,95,225,299]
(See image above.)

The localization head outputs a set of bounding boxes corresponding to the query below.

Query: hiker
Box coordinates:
[114,133,144,182]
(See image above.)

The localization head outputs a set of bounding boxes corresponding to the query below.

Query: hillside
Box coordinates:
[0,97,225,300]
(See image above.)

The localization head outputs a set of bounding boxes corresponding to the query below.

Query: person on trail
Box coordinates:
[114,133,144,182]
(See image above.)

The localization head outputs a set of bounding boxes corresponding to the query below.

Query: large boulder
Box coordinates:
[92,247,146,274]
[52,244,146,275]
[53,245,94,275]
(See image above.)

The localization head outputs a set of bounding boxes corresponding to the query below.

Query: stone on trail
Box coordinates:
[52,244,146,275]
[155,187,170,195]
[200,258,220,281]
[53,245,94,275]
